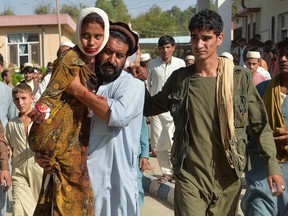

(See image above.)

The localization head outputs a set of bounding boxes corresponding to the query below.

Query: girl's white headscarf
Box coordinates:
[76,7,109,57]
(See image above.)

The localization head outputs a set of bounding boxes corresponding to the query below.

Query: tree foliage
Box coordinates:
[60,3,87,21]
[232,0,241,16]
[95,0,131,22]
[29,0,208,38]
[130,5,196,38]
[34,2,53,14]
[0,8,15,16]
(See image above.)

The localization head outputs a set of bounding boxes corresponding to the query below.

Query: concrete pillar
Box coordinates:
[242,16,248,40]
[216,0,232,54]
[197,0,210,12]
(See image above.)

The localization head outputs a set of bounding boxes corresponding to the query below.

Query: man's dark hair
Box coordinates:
[277,37,288,52]
[1,69,9,79]
[238,38,246,44]
[110,30,131,53]
[23,66,34,73]
[0,53,3,66]
[189,9,223,36]
[12,83,33,96]
[158,35,175,47]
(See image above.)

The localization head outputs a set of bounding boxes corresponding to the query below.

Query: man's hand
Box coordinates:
[65,74,84,96]
[267,174,285,196]
[34,152,54,173]
[28,103,50,124]
[274,127,288,145]
[0,170,11,192]
[127,65,147,81]
[139,157,149,171]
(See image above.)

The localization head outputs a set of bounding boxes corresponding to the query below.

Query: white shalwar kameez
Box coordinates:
[147,57,185,150]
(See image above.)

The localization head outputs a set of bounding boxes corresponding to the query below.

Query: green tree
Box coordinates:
[0,8,15,16]
[210,0,216,11]
[131,5,165,37]
[95,0,115,18]
[60,3,86,21]
[110,0,130,22]
[95,0,131,22]
[34,2,53,14]
[232,0,241,16]
[131,5,195,38]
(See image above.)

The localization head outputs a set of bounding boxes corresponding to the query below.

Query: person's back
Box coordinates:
[4,83,43,215]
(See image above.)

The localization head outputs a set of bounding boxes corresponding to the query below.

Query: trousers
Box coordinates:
[241,151,288,216]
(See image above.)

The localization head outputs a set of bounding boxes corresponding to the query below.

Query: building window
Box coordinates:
[279,12,288,40]
[7,33,40,67]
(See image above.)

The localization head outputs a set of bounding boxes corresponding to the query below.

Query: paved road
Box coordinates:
[140,192,174,216]
[5,157,245,216]
[143,157,245,216]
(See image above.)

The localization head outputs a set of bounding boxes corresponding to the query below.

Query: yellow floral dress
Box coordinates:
[29,48,95,216]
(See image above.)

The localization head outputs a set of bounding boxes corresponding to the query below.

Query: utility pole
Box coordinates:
[56,0,62,45]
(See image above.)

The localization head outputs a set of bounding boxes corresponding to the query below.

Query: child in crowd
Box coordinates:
[5,83,43,215]
[28,7,109,215]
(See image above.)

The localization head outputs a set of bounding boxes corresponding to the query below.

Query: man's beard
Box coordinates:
[95,61,123,83]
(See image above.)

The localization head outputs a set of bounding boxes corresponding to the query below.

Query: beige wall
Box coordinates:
[0,25,74,68]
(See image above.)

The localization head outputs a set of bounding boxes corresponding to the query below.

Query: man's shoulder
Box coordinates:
[171,56,185,64]
[0,82,13,93]
[118,71,144,86]
[256,79,270,96]
[147,58,162,68]
[6,116,21,128]
[168,65,193,81]
[233,65,251,77]
[233,66,253,87]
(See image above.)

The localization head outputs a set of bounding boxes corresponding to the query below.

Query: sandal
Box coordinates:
[157,174,174,184]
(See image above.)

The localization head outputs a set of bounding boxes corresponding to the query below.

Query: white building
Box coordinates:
[233,0,288,43]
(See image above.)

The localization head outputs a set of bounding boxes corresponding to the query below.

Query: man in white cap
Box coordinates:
[140,53,151,69]
[184,55,195,66]
[20,62,39,95]
[245,51,270,86]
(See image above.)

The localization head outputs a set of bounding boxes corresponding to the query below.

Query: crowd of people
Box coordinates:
[0,7,287,216]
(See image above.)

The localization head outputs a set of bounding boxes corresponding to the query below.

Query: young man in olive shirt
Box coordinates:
[142,9,284,216]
